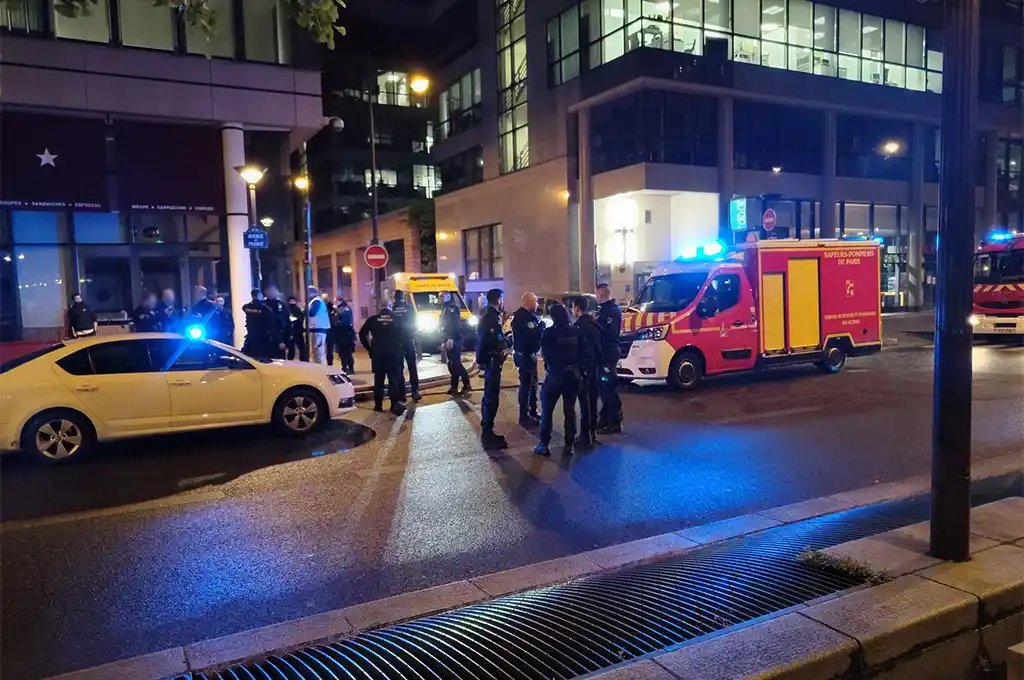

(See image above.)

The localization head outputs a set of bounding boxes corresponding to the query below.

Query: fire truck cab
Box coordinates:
[970,232,1024,338]
[617,239,882,389]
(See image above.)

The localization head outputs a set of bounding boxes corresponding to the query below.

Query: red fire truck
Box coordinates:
[617,239,882,389]
[970,232,1024,338]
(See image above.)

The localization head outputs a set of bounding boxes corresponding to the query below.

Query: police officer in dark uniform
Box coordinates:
[133,293,160,333]
[358,301,406,415]
[476,288,508,450]
[285,295,307,361]
[534,303,581,457]
[189,285,217,332]
[262,284,291,359]
[572,296,604,446]
[335,297,356,374]
[391,290,421,402]
[510,292,542,426]
[241,289,276,358]
[440,291,470,395]
[596,282,624,434]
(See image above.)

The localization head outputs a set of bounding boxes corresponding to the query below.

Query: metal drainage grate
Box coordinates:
[180,474,1021,680]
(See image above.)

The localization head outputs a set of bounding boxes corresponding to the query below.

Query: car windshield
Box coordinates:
[412,291,467,311]
[635,273,709,313]
[0,343,64,374]
[974,251,1024,284]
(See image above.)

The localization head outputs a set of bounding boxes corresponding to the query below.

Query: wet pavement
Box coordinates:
[1,340,1022,679]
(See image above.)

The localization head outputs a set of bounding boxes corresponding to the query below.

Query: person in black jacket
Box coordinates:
[285,295,307,361]
[475,288,508,449]
[67,293,98,338]
[133,293,160,333]
[572,296,604,446]
[335,297,356,373]
[189,285,217,333]
[241,289,276,358]
[596,282,624,434]
[534,303,581,457]
[510,292,542,426]
[263,284,291,359]
[212,295,234,346]
[391,290,420,402]
[324,290,340,366]
[440,291,470,395]
[358,301,405,415]
[155,288,181,333]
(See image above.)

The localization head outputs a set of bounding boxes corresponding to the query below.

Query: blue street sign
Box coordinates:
[244,228,269,249]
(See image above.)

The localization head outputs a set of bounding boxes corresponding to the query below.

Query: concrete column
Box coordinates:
[717,97,734,241]
[577,108,595,292]
[820,110,838,238]
[908,123,926,309]
[982,130,999,233]
[222,124,253,348]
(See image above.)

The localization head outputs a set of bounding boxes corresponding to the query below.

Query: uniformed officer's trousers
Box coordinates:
[598,361,623,426]
[514,352,539,417]
[481,360,503,432]
[538,370,579,446]
[447,340,470,389]
[399,344,419,397]
[578,366,600,438]
[372,355,403,408]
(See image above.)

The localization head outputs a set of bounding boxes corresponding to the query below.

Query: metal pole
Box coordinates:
[369,83,383,312]
[304,194,313,362]
[930,0,979,562]
[248,183,262,286]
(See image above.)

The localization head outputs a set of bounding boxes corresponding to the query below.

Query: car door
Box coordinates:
[149,339,263,428]
[697,271,758,374]
[54,340,172,434]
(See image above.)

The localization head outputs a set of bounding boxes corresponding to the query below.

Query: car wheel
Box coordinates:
[22,410,94,464]
[817,343,848,374]
[667,350,703,391]
[274,387,327,436]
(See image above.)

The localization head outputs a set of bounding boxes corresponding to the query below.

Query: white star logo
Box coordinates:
[36,148,58,167]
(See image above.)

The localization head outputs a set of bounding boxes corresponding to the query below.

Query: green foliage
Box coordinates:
[41,0,347,50]
[798,548,890,585]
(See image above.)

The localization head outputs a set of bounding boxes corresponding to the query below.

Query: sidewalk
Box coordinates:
[342,347,477,398]
[882,310,935,349]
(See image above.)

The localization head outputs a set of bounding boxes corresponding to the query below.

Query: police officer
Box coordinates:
[510,292,542,426]
[155,288,181,333]
[440,291,470,395]
[596,282,624,434]
[212,295,234,345]
[189,285,217,331]
[391,290,421,402]
[572,296,604,446]
[533,303,581,457]
[241,289,275,358]
[335,297,356,374]
[306,286,331,364]
[285,295,307,361]
[358,300,405,415]
[476,288,508,449]
[324,289,340,366]
[133,293,160,333]
[263,284,291,359]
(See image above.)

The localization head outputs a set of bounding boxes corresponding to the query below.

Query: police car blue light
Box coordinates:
[185,324,205,340]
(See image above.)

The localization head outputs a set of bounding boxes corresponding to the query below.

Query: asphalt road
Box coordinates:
[2,341,1022,679]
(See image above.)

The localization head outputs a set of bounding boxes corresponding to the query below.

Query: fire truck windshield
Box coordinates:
[635,272,709,313]
[974,251,1024,284]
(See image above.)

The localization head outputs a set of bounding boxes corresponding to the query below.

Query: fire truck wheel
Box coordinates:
[668,350,703,391]
[817,343,848,374]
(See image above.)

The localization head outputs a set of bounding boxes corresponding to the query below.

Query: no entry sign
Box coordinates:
[762,208,778,231]
[364,243,389,270]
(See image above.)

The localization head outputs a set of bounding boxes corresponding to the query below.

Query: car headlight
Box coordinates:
[636,324,669,341]
[467,315,479,327]
[328,373,351,385]
[417,316,438,333]
[967,314,979,326]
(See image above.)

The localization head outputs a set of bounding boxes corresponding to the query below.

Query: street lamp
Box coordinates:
[259,216,275,228]
[235,164,267,286]
[881,140,901,156]
[409,74,430,95]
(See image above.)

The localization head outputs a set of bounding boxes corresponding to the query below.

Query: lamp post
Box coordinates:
[294,174,313,362]
[235,164,267,287]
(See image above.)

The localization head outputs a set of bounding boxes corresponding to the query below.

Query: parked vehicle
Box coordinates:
[388,272,476,349]
[970,231,1024,339]
[617,239,882,389]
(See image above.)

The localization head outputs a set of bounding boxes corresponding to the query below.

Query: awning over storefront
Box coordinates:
[115,121,225,214]
[0,111,109,210]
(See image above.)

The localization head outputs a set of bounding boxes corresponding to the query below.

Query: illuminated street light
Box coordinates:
[236,164,267,187]
[259,217,274,228]
[410,75,430,94]
[293,175,310,191]
[881,140,901,156]
[771,166,782,174]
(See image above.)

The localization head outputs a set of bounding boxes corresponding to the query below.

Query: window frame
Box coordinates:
[462,223,504,281]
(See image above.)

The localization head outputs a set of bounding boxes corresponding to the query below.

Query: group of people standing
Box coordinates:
[357,289,422,415]
[132,287,234,343]
[475,283,624,456]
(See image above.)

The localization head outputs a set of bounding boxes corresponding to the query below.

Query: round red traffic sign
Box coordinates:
[762,208,778,231]
[364,244,389,270]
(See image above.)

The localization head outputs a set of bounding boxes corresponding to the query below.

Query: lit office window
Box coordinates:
[413,165,442,198]
[364,169,398,188]
[438,69,482,138]
[703,0,729,33]
[498,0,529,173]
[378,72,413,107]
[54,0,110,42]
[2,0,46,31]
[187,0,234,57]
[120,1,174,50]
[788,0,812,47]
[761,0,786,43]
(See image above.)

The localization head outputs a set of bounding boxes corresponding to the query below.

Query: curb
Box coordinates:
[46,452,1024,680]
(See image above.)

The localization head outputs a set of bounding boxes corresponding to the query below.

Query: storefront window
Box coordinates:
[187,0,234,57]
[119,1,174,50]
[133,213,182,244]
[54,0,110,42]
[316,255,333,293]
[74,213,127,244]
[79,245,133,315]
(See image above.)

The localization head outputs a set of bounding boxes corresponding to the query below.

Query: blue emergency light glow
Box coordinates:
[678,240,726,261]
[703,240,724,257]
[987,230,1014,242]
[185,325,205,340]
[680,245,699,259]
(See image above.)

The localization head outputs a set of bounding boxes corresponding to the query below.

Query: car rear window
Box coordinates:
[0,344,64,374]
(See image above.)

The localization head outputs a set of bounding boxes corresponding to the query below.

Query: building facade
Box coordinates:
[429,0,1024,311]
[0,0,322,347]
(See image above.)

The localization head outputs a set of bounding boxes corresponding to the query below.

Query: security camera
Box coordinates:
[328,116,345,131]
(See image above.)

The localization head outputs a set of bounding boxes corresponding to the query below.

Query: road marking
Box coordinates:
[0,489,226,533]
[709,405,826,425]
